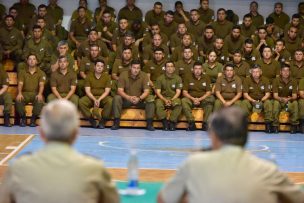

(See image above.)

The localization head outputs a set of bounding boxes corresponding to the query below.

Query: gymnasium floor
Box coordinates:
[0,127,303,202]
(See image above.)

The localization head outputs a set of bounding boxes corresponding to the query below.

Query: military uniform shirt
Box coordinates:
[240,24,256,38]
[96,21,117,42]
[118,6,143,23]
[70,18,94,38]
[47,4,64,23]
[77,39,109,59]
[142,44,169,61]
[256,59,280,82]
[198,8,214,24]
[0,27,23,52]
[159,20,178,39]
[272,77,297,97]
[84,72,111,96]
[112,59,131,76]
[155,74,183,98]
[234,61,250,81]
[174,11,190,24]
[50,70,77,94]
[186,20,206,41]
[79,56,108,75]
[143,59,166,82]
[118,70,149,97]
[211,20,233,39]
[215,75,242,100]
[246,12,264,28]
[268,12,290,30]
[298,78,304,91]
[183,74,212,97]
[202,62,223,84]
[145,10,165,26]
[243,76,270,100]
[290,61,304,82]
[223,35,245,55]
[18,68,46,93]
[175,60,195,81]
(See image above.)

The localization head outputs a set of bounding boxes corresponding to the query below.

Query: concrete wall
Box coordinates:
[1,0,301,28]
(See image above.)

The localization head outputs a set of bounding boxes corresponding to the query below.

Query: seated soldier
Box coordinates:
[0,66,13,127]
[213,37,229,64]
[198,0,214,24]
[111,18,129,52]
[268,2,290,30]
[226,9,239,25]
[47,56,78,106]
[253,26,275,52]
[246,1,264,28]
[112,47,132,81]
[186,9,206,43]
[159,10,178,39]
[96,11,117,47]
[272,63,298,134]
[211,8,233,39]
[214,63,242,111]
[51,40,75,72]
[284,26,301,57]
[8,7,24,35]
[142,23,168,48]
[284,14,304,38]
[197,25,216,60]
[47,0,64,27]
[71,0,94,21]
[298,77,304,133]
[115,32,139,60]
[242,38,260,67]
[16,54,46,127]
[256,46,280,83]
[290,49,304,82]
[94,0,116,23]
[175,47,195,80]
[142,33,169,64]
[112,59,155,131]
[223,25,245,59]
[79,59,112,129]
[265,17,283,42]
[182,62,214,131]
[78,44,108,97]
[12,0,36,35]
[232,49,250,81]
[29,4,56,34]
[145,2,165,28]
[170,23,189,52]
[118,0,143,24]
[273,39,291,64]
[0,15,23,63]
[69,6,94,50]
[143,47,167,89]
[155,61,182,131]
[171,33,198,62]
[19,25,52,76]
[202,50,223,86]
[173,1,190,24]
[240,14,256,39]
[76,29,109,64]
[241,64,272,133]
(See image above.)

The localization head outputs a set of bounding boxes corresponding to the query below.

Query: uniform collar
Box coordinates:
[128,70,141,79]
[26,67,38,74]
[279,76,292,84]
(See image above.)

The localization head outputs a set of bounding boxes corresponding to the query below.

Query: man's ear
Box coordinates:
[38,126,48,143]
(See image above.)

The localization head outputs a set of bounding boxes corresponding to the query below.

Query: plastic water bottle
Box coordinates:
[127,150,139,188]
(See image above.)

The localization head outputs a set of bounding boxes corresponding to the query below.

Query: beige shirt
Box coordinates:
[161,146,304,203]
[0,142,119,203]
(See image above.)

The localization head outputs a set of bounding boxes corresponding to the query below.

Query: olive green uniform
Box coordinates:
[182,74,214,122]
[145,10,165,26]
[272,77,298,126]
[252,36,275,48]
[12,2,36,34]
[268,12,290,30]
[202,62,223,84]
[16,68,46,117]
[142,31,168,48]
[77,39,109,60]
[79,72,113,120]
[47,69,79,106]
[223,35,245,56]
[142,44,169,62]
[69,18,94,49]
[284,36,301,57]
[94,6,116,21]
[284,23,304,38]
[143,59,166,84]
[243,49,260,67]
[0,68,13,114]
[233,61,250,81]
[111,28,128,49]
[240,24,256,38]
[290,61,304,82]
[96,21,117,43]
[47,4,64,24]
[29,15,56,32]
[159,20,178,39]
[113,70,155,119]
[246,12,264,28]
[186,20,206,42]
[26,29,59,52]
[0,26,23,62]
[215,49,230,65]
[111,59,131,95]
[214,75,242,111]
[242,76,272,122]
[155,74,183,122]
[19,39,52,76]
[211,20,233,39]
[198,8,214,24]
[118,6,143,24]
[115,44,139,60]
[171,45,198,62]
[50,53,76,72]
[173,11,190,24]
[71,9,94,22]
[0,4,5,21]
[256,59,280,83]
[297,78,304,119]
[175,60,195,81]
[197,36,216,58]
[275,49,291,64]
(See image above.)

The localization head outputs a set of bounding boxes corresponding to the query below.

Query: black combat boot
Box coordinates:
[19,116,26,127]
[201,122,208,131]
[169,121,176,131]
[290,125,297,134]
[98,118,106,129]
[111,118,120,130]
[161,119,169,131]
[146,119,155,131]
[88,117,97,128]
[265,122,272,134]
[187,121,196,131]
[29,116,37,127]
[3,113,11,127]
[272,125,279,134]
[300,119,304,134]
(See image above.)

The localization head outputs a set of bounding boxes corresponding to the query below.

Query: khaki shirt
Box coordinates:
[275,49,291,64]
[155,74,183,98]
[197,36,216,56]
[240,24,256,39]
[47,4,64,23]
[18,68,46,93]
[118,70,149,97]
[174,11,190,24]
[223,35,245,55]
[29,15,56,32]
[159,20,178,39]
[198,8,214,24]
[79,56,108,75]
[69,18,94,39]
[175,60,195,81]
[211,20,233,39]
[118,6,143,24]
[145,10,165,26]
[0,27,23,52]
[268,12,290,30]
[186,20,206,42]
[77,39,109,59]
[12,2,36,26]
[85,72,111,96]
[171,45,198,62]
[215,75,242,100]
[234,61,250,81]
[142,44,169,61]
[298,78,304,91]
[50,70,77,94]
[243,76,270,100]
[256,59,280,82]
[252,36,274,48]
[115,44,139,60]
[243,49,260,67]
[0,142,119,203]
[112,59,131,76]
[284,36,301,57]
[143,59,166,83]
[111,28,128,46]
[202,62,223,84]
[183,74,212,97]
[247,12,264,28]
[96,21,117,42]
[272,77,297,97]
[290,61,304,82]
[50,53,75,72]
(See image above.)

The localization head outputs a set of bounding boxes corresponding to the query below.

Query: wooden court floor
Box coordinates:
[0,134,304,185]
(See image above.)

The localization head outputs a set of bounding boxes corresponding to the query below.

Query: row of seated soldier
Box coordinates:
[0,0,303,133]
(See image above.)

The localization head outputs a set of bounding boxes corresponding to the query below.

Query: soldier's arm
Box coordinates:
[37,81,45,97]
[182,90,195,101]
[261,92,271,102]
[229,92,242,104]
[139,89,150,101]
[155,89,168,103]
[172,89,181,100]
[198,91,212,101]
[273,92,282,101]
[0,84,8,96]
[64,86,76,100]
[243,92,256,102]
[84,86,96,101]
[215,91,226,103]
[117,88,131,101]
[299,90,304,99]
[16,80,24,101]
[51,86,63,99]
[97,87,111,102]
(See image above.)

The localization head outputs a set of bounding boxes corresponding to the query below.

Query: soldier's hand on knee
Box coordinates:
[16,94,24,102]
[36,94,44,102]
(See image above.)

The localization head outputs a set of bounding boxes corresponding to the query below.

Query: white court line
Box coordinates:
[0,134,35,166]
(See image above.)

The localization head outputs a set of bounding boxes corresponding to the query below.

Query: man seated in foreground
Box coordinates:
[0,100,119,203]
[158,106,304,203]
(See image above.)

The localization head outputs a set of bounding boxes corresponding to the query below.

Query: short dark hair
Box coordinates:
[154,2,162,7]
[193,61,203,67]
[32,25,42,30]
[208,107,248,147]
[131,59,141,66]
[175,1,183,7]
[250,1,258,7]
[205,25,214,31]
[94,59,105,66]
[190,9,199,13]
[217,8,226,14]
[154,47,164,53]
[266,16,274,24]
[77,6,86,11]
[232,25,241,31]
[276,39,285,46]
[274,2,283,8]
[280,62,290,69]
[224,63,235,70]
[245,38,254,44]
[122,47,132,52]
[233,49,242,55]
[243,14,252,19]
[165,10,174,16]
[38,4,47,10]
[165,60,175,67]
[4,15,15,21]
[251,63,261,69]
[292,13,301,19]
[262,46,272,52]
[58,55,68,61]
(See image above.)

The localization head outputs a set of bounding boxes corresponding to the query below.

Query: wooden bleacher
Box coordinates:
[0,59,291,131]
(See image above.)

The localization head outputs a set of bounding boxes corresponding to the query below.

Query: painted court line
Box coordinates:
[0,134,35,166]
